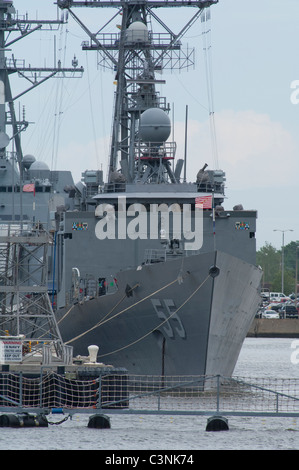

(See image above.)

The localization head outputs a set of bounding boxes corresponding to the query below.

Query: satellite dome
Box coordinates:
[126,21,148,43]
[28,160,50,179]
[23,154,36,169]
[0,131,10,148]
[30,161,50,171]
[139,108,171,143]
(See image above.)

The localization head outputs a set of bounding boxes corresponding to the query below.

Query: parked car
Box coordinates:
[269,292,290,303]
[269,303,282,312]
[262,310,280,319]
[288,294,299,301]
[279,305,299,319]
[261,289,270,301]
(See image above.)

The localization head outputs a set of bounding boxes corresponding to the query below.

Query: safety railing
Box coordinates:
[1,372,299,418]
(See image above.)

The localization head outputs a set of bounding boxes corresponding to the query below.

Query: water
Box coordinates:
[1,338,299,451]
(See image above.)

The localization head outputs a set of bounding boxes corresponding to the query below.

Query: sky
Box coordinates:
[8,0,299,250]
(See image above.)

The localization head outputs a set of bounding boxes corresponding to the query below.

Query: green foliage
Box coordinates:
[271,270,296,295]
[257,240,299,295]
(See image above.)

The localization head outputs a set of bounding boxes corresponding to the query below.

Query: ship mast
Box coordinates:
[0,2,84,362]
[57,0,218,185]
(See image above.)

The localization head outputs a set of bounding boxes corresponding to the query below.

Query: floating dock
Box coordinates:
[2,371,299,431]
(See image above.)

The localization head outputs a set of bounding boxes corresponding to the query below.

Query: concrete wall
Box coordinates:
[248,319,299,338]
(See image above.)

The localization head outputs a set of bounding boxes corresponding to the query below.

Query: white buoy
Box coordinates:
[88,345,99,363]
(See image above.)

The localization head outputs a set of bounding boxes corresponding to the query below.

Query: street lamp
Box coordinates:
[273,229,294,293]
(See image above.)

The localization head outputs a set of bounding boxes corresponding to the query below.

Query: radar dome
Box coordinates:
[23,154,36,170]
[30,161,50,171]
[126,21,148,43]
[0,132,10,148]
[28,160,50,179]
[139,108,171,143]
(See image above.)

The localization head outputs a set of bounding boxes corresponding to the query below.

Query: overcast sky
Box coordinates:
[10,0,299,250]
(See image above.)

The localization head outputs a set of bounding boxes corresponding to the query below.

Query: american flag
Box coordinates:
[23,184,35,195]
[195,195,213,209]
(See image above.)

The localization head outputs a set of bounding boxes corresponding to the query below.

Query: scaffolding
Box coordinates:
[0,223,69,363]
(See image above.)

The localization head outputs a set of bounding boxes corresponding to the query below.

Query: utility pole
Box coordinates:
[273,229,293,293]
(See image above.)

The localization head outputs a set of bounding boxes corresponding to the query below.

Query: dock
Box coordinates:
[248,319,299,338]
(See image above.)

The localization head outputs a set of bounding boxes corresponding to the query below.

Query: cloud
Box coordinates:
[174,109,299,190]
[51,108,298,192]
[55,136,110,184]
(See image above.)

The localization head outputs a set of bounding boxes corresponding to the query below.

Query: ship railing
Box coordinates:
[0,221,51,237]
[134,141,176,161]
[143,247,185,264]
[5,58,26,69]
[82,32,181,50]
[143,249,166,264]
[103,182,126,193]
[126,95,169,113]
[197,181,225,194]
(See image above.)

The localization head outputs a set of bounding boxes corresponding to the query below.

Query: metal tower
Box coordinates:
[0,2,83,364]
[57,0,218,184]
[0,223,71,363]
[0,1,83,176]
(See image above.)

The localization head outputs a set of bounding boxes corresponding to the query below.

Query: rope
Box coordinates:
[90,283,139,326]
[65,277,181,345]
[98,274,210,358]
[57,304,75,325]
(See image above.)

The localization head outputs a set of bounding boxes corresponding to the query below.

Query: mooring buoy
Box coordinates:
[87,414,111,429]
[206,415,229,432]
[0,413,48,428]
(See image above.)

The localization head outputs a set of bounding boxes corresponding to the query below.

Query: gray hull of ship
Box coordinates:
[57,250,262,376]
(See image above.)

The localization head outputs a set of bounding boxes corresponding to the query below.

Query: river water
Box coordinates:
[1,337,299,451]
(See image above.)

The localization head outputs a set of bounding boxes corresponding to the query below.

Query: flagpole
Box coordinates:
[33,187,35,224]
[22,183,36,226]
[183,104,188,183]
[20,161,23,231]
[212,191,216,251]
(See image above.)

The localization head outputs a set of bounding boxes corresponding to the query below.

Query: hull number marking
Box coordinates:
[151,299,186,339]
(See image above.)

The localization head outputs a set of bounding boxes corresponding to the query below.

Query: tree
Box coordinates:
[257,240,299,294]
[272,270,295,295]
[284,241,299,275]
[257,242,280,287]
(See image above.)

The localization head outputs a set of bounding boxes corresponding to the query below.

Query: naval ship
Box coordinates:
[0,0,262,377]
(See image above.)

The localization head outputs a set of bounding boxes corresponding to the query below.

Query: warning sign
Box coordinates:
[0,340,22,363]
